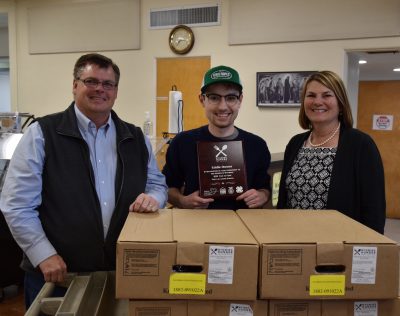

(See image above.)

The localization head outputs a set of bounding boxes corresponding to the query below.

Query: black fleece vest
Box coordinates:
[25,104,148,272]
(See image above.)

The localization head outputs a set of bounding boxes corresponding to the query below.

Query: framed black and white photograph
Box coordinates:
[256,71,316,107]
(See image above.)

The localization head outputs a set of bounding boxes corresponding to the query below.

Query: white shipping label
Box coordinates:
[208,245,234,284]
[354,301,378,316]
[351,246,377,284]
[229,303,253,316]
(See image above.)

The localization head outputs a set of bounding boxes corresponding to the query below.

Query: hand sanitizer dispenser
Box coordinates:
[143,111,153,137]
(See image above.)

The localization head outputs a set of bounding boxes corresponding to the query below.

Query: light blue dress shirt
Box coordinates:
[0,105,167,268]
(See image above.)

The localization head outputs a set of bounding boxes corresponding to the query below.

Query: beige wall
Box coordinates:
[3,0,400,153]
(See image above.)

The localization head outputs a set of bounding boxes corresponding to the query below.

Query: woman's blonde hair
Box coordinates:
[298,70,354,129]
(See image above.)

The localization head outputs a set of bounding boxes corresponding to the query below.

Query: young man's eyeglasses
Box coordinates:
[77,78,117,90]
[203,93,241,106]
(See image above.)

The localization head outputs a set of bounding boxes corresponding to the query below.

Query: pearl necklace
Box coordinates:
[308,122,340,147]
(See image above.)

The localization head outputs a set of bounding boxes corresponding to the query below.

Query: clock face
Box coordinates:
[169,25,194,54]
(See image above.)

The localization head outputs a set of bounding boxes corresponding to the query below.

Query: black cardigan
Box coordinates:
[277,125,386,233]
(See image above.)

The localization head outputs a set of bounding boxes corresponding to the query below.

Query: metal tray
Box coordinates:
[25,271,128,316]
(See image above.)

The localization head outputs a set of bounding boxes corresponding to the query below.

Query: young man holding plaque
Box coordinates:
[162,65,271,210]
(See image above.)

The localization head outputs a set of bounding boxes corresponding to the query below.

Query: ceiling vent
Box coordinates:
[366,50,399,55]
[150,3,220,29]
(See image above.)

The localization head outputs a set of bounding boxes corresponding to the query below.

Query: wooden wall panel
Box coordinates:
[156,57,210,138]
[358,81,400,219]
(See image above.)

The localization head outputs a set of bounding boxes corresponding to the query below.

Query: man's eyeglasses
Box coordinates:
[203,93,241,106]
[77,78,117,91]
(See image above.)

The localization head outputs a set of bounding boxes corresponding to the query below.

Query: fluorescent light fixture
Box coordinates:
[358,60,367,64]
[393,68,400,72]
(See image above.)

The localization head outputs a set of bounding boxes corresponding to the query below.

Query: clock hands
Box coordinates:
[175,37,189,47]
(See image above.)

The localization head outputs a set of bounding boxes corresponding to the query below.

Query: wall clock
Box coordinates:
[169,25,195,55]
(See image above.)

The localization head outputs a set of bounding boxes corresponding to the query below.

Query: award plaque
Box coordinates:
[197,140,247,198]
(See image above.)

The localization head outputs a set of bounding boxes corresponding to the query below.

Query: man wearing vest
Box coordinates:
[0,53,167,308]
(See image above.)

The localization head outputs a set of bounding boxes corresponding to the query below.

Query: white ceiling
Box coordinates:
[352,50,400,81]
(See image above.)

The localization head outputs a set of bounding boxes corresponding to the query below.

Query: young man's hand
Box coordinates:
[179,190,214,209]
[236,189,270,208]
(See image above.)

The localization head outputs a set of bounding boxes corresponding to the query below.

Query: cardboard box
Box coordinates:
[269,298,400,316]
[129,300,268,316]
[116,209,259,300]
[129,298,400,316]
[237,209,399,300]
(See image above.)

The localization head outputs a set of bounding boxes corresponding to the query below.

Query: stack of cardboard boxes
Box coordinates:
[237,210,400,315]
[116,209,264,315]
[116,209,400,315]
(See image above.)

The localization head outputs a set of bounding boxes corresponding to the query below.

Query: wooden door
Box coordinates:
[357,81,400,218]
[156,57,210,138]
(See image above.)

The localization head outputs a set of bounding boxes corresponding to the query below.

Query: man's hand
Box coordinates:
[236,189,270,208]
[39,254,67,283]
[178,190,214,209]
[129,193,159,212]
